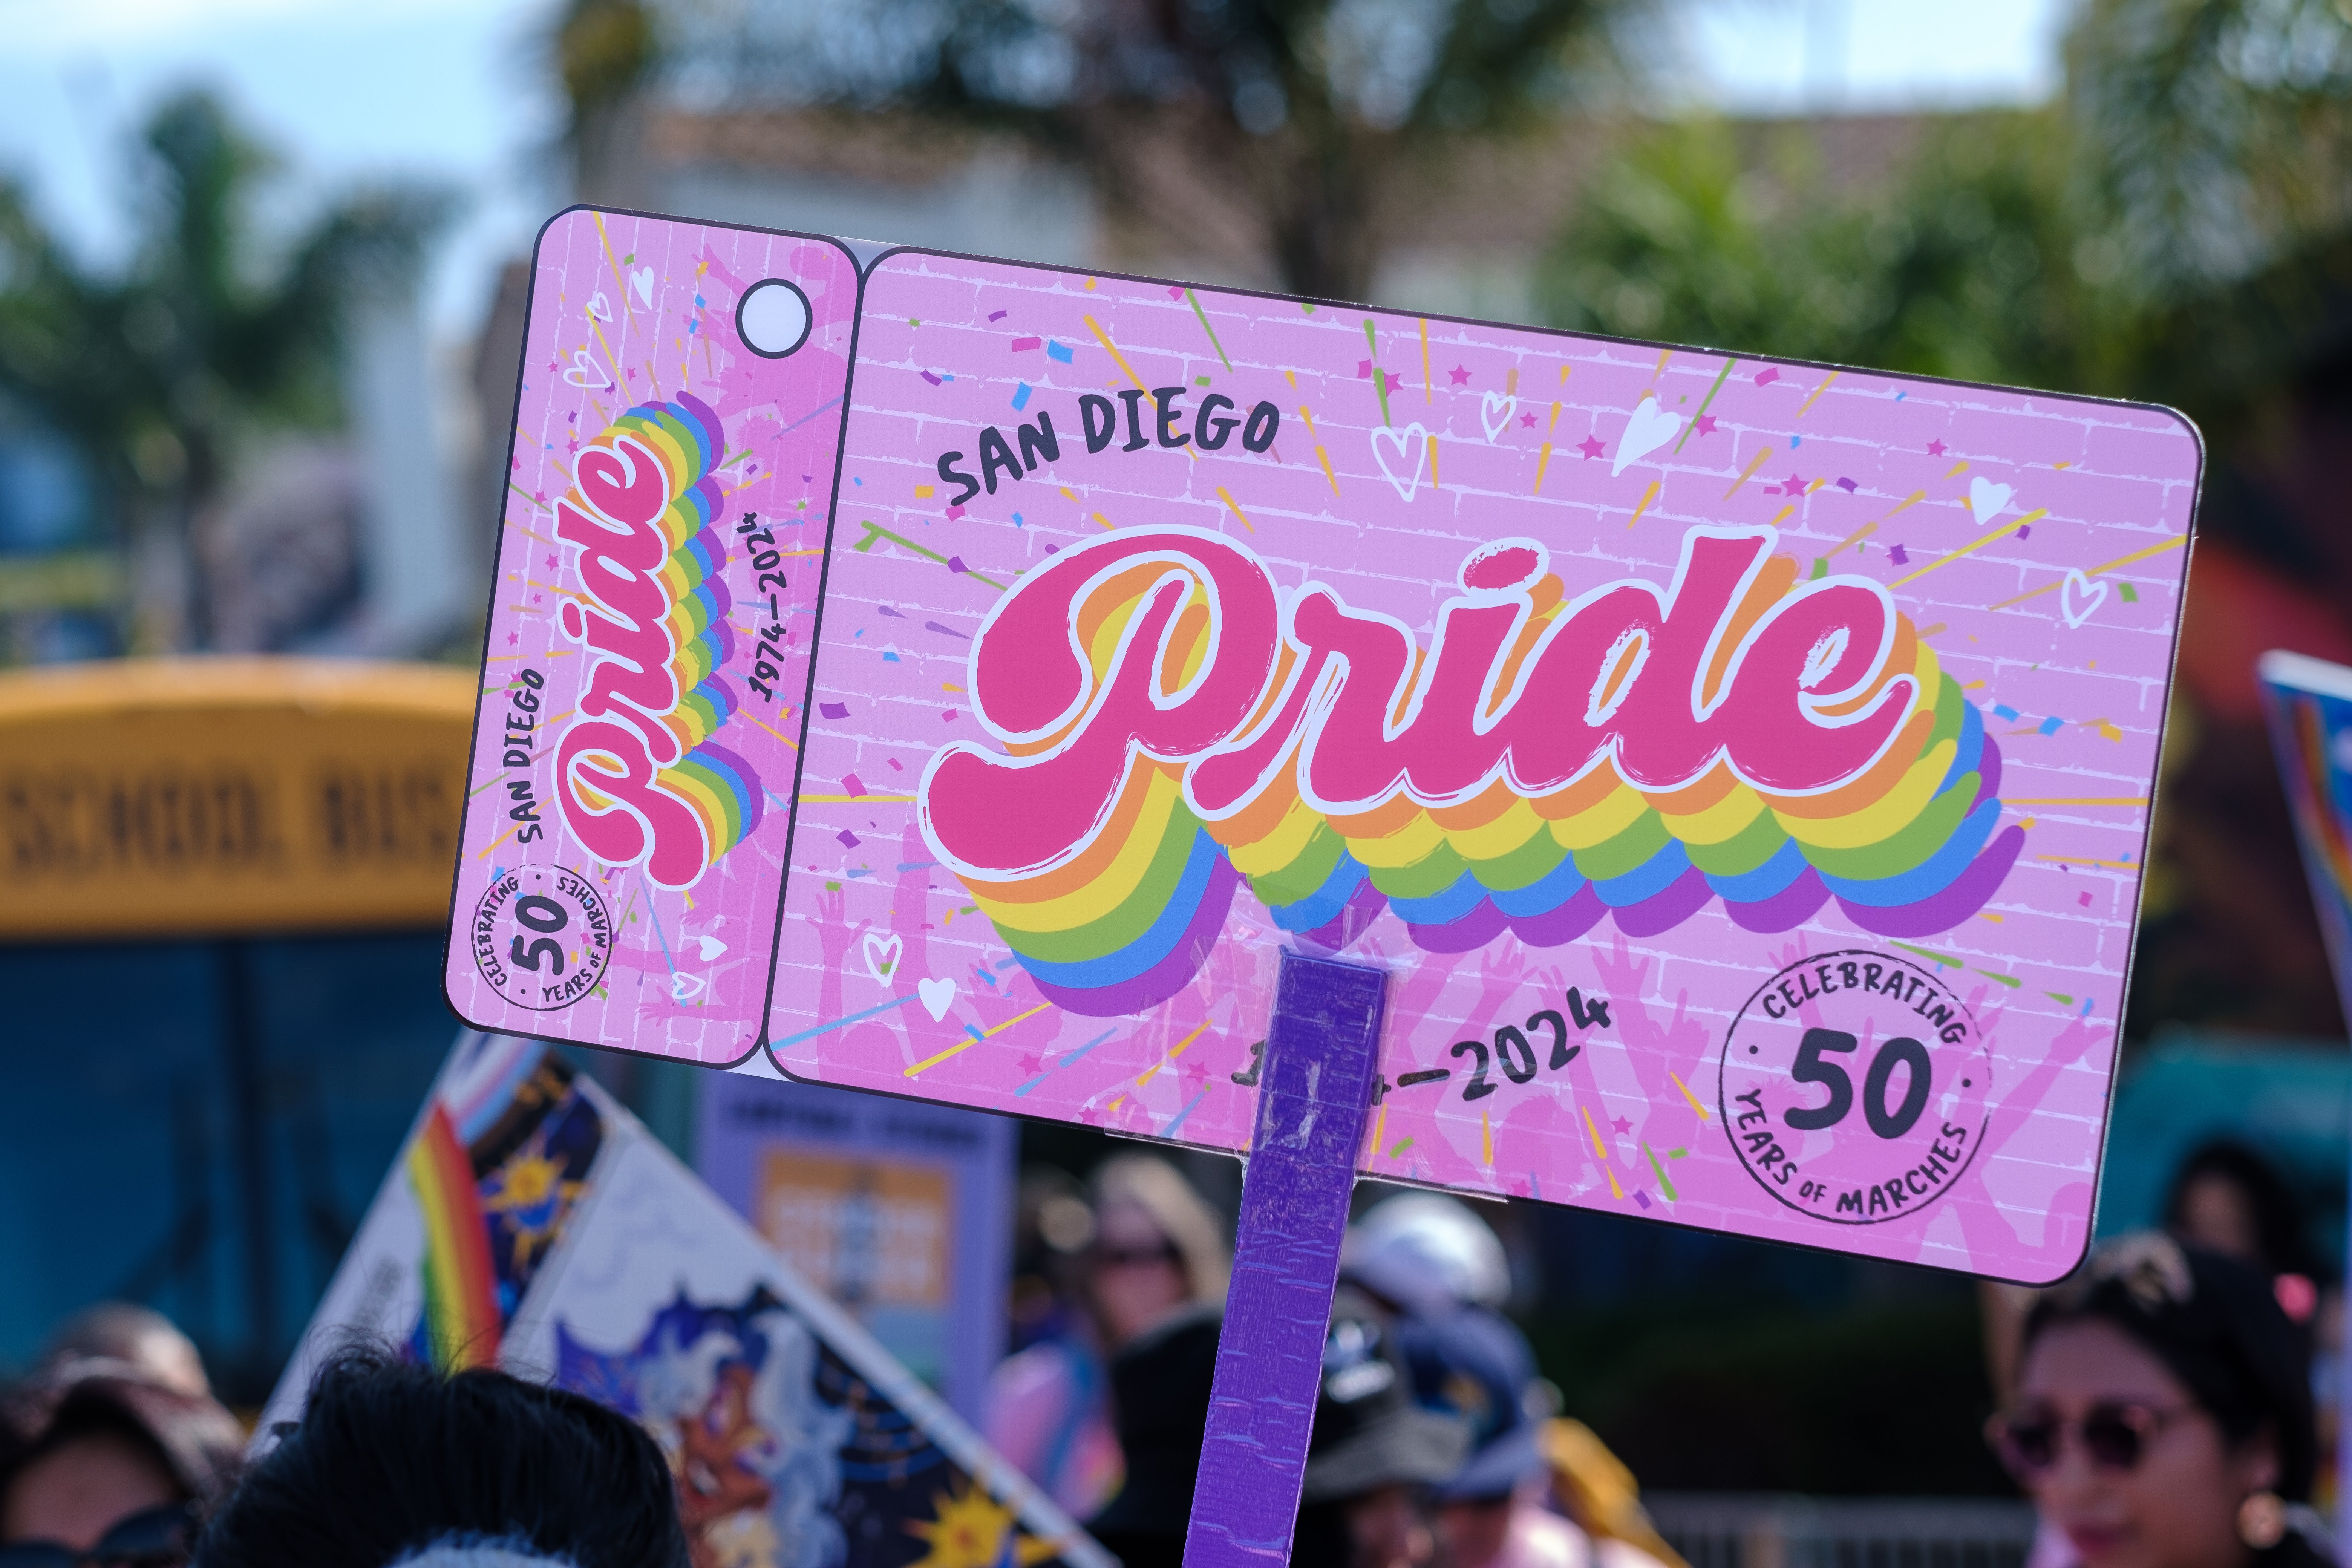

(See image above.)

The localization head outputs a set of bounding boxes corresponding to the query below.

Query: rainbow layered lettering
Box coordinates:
[551,395,761,889]
[920,525,2021,1015]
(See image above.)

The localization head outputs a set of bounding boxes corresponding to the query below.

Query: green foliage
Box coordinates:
[1538,112,2138,397]
[2065,0,2352,297]
[1537,119,1820,357]
[1539,0,2352,428]
[559,0,660,124]
[0,90,450,648]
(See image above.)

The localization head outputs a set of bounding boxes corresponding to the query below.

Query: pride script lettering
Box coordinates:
[551,396,765,890]
[919,524,2019,1016]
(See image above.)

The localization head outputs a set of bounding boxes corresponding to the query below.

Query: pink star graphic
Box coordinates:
[1610,1115,1633,1135]
[1520,412,1538,428]
[1926,439,1947,456]
[506,632,519,645]
[532,490,546,504]
[567,439,580,453]
[1784,473,1807,492]
[1577,435,1606,459]
[1014,1050,1046,1079]
[1449,365,1471,386]
[545,554,559,569]
[1695,414,1718,435]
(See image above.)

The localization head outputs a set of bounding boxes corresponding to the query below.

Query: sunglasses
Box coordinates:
[1987,1403,2195,1477]
[0,1502,195,1568]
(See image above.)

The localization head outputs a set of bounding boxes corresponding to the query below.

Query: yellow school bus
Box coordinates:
[0,658,478,1398]
[0,658,475,937]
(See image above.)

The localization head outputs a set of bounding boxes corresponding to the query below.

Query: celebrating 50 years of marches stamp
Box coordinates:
[1717,950,1993,1225]
[471,864,614,1011]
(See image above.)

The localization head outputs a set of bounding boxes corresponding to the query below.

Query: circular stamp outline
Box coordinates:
[1716,947,1991,1226]
[735,278,814,360]
[471,863,614,1012]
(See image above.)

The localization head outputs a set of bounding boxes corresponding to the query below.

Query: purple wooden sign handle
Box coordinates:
[1182,950,1388,1568]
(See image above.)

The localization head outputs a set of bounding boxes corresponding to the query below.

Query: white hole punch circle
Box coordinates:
[737,279,813,358]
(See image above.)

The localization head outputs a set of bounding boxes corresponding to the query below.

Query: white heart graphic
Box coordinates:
[561,349,611,390]
[917,977,956,1022]
[630,266,655,308]
[1611,394,1683,477]
[696,934,726,961]
[861,932,903,984]
[1479,391,1517,444]
[671,972,706,1002]
[1968,476,2015,527]
[2059,569,2108,629]
[587,291,612,322]
[1369,422,1429,502]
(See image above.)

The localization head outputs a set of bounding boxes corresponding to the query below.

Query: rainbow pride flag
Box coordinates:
[406,1104,501,1371]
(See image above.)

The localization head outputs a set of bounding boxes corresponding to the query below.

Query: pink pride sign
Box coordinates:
[449,208,2199,1284]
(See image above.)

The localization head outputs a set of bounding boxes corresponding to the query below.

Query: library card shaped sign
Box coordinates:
[449,206,2200,1283]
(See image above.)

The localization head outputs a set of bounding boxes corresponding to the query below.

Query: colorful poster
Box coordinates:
[695,1074,1014,1423]
[447,208,2202,1283]
[2261,652,2352,996]
[2257,650,2352,1538]
[266,1032,1107,1568]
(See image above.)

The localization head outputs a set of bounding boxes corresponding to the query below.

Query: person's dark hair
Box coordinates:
[0,1362,245,1513]
[2023,1233,2317,1501]
[1289,1500,1357,1568]
[1086,1304,1221,1568]
[2164,1141,2318,1281]
[194,1350,689,1568]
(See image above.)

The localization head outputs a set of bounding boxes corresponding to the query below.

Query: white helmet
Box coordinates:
[1342,1193,1510,1315]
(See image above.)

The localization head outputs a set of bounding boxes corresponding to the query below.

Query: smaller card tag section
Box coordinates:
[444,211,861,1065]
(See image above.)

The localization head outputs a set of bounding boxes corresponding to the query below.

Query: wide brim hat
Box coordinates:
[1299,1292,1470,1505]
[1301,1406,1469,1504]
[1390,1308,1548,1502]
[0,1357,245,1504]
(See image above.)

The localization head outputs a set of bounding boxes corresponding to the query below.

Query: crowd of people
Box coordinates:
[0,1145,2341,1568]
[0,1305,691,1567]
[979,1146,2349,1568]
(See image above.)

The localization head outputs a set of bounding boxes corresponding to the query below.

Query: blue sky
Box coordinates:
[1678,0,2068,110]
[0,0,2069,341]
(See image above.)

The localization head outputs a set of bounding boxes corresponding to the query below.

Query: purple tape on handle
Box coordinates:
[1182,950,1387,1568]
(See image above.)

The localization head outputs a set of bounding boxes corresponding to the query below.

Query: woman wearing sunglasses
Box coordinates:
[0,1360,243,1568]
[1990,1233,2328,1568]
